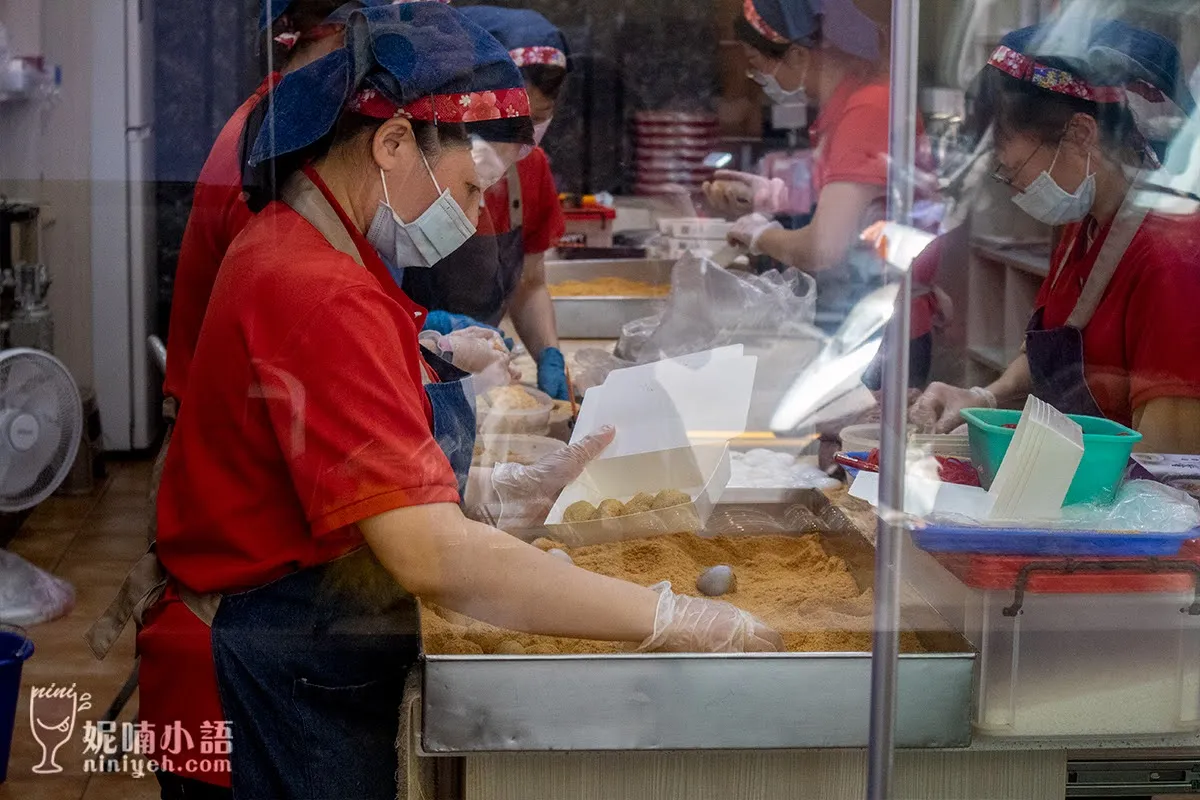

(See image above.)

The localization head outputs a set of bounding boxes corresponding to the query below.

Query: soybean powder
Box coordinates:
[422,532,926,655]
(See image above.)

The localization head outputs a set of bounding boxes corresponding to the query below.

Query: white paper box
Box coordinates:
[547,348,757,544]
[571,348,755,459]
[656,217,735,239]
[545,442,732,546]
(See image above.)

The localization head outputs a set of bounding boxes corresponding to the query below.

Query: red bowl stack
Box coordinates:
[633,111,718,196]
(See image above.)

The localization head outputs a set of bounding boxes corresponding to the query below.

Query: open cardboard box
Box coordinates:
[545,442,732,546]
[544,347,757,546]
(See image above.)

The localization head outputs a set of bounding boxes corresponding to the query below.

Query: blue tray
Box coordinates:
[911,524,1200,558]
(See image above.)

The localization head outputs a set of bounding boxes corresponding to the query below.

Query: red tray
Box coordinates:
[934,540,1200,593]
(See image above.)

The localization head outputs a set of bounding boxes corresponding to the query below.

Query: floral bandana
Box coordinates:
[508,46,567,69]
[987,43,1177,169]
[347,86,531,123]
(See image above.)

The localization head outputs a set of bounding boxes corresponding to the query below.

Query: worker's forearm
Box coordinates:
[1133,398,1200,454]
[360,504,659,642]
[756,226,808,270]
[987,354,1033,406]
[509,283,559,359]
[755,225,847,273]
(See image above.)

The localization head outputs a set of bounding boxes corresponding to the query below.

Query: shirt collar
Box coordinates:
[300,164,430,327]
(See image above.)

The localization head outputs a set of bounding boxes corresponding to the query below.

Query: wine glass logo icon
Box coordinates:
[29,684,91,774]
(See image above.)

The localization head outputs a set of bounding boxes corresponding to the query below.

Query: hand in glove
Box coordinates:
[489,426,615,530]
[728,212,782,256]
[638,582,782,653]
[537,347,569,401]
[424,311,513,349]
[701,170,787,218]
[910,382,996,434]
[421,328,520,392]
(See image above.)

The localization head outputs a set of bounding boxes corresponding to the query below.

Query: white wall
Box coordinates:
[0,0,94,388]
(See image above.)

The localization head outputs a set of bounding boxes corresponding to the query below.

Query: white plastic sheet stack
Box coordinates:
[988,395,1084,521]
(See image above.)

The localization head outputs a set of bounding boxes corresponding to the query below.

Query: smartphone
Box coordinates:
[702,152,734,169]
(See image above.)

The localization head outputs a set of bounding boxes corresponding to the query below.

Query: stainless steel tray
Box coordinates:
[421,491,976,752]
[546,259,673,339]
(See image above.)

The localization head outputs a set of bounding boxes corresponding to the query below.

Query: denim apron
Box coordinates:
[199,173,477,799]
[403,164,525,327]
[1025,194,1148,417]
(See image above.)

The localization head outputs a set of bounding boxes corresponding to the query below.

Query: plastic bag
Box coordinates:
[928,480,1200,532]
[615,255,818,364]
[0,550,75,626]
[1056,480,1200,533]
[569,348,634,395]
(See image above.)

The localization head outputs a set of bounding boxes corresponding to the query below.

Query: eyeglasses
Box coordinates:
[990,141,1046,187]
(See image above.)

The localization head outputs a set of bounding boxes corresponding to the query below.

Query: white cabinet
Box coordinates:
[965,239,1051,386]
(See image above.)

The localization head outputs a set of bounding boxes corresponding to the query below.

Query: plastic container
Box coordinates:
[476,386,553,436]
[933,551,1200,593]
[963,587,1200,737]
[562,207,616,248]
[961,408,1142,505]
[473,434,564,468]
[838,424,880,453]
[910,522,1198,557]
[656,218,735,240]
[0,626,33,783]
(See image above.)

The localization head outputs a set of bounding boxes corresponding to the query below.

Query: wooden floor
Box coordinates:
[0,460,159,799]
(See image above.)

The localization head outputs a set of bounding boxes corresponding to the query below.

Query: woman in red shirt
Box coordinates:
[704,0,902,334]
[914,22,1200,454]
[88,4,400,798]
[408,5,575,401]
[148,6,780,798]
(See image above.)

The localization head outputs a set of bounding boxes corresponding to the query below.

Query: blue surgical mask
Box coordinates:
[366,151,476,273]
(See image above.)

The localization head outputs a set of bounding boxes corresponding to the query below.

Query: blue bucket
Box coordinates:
[0,626,34,784]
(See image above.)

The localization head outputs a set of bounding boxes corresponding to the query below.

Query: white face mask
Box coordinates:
[751,59,808,106]
[1011,143,1096,226]
[366,150,476,273]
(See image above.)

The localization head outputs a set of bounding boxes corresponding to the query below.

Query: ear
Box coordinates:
[1064,113,1099,151]
[372,118,416,172]
[783,44,807,69]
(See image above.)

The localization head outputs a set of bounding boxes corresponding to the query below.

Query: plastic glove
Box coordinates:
[702,170,787,217]
[490,426,615,530]
[425,310,507,341]
[537,347,569,401]
[910,382,996,434]
[421,328,520,392]
[637,582,782,653]
[727,212,782,256]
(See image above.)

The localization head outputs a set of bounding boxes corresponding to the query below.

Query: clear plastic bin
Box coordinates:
[475,386,553,436]
[965,587,1200,737]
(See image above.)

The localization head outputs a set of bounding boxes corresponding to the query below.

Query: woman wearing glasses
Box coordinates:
[913,21,1200,454]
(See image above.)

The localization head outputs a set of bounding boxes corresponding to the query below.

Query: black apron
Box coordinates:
[195,172,478,799]
[403,164,525,327]
[1025,192,1149,417]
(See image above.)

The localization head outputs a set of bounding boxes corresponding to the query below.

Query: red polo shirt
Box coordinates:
[1036,209,1200,427]
[157,166,459,591]
[164,75,278,403]
[141,168,458,784]
[810,75,892,194]
[477,146,565,254]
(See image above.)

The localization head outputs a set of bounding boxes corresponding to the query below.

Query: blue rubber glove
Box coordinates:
[537,347,569,401]
[424,311,513,349]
